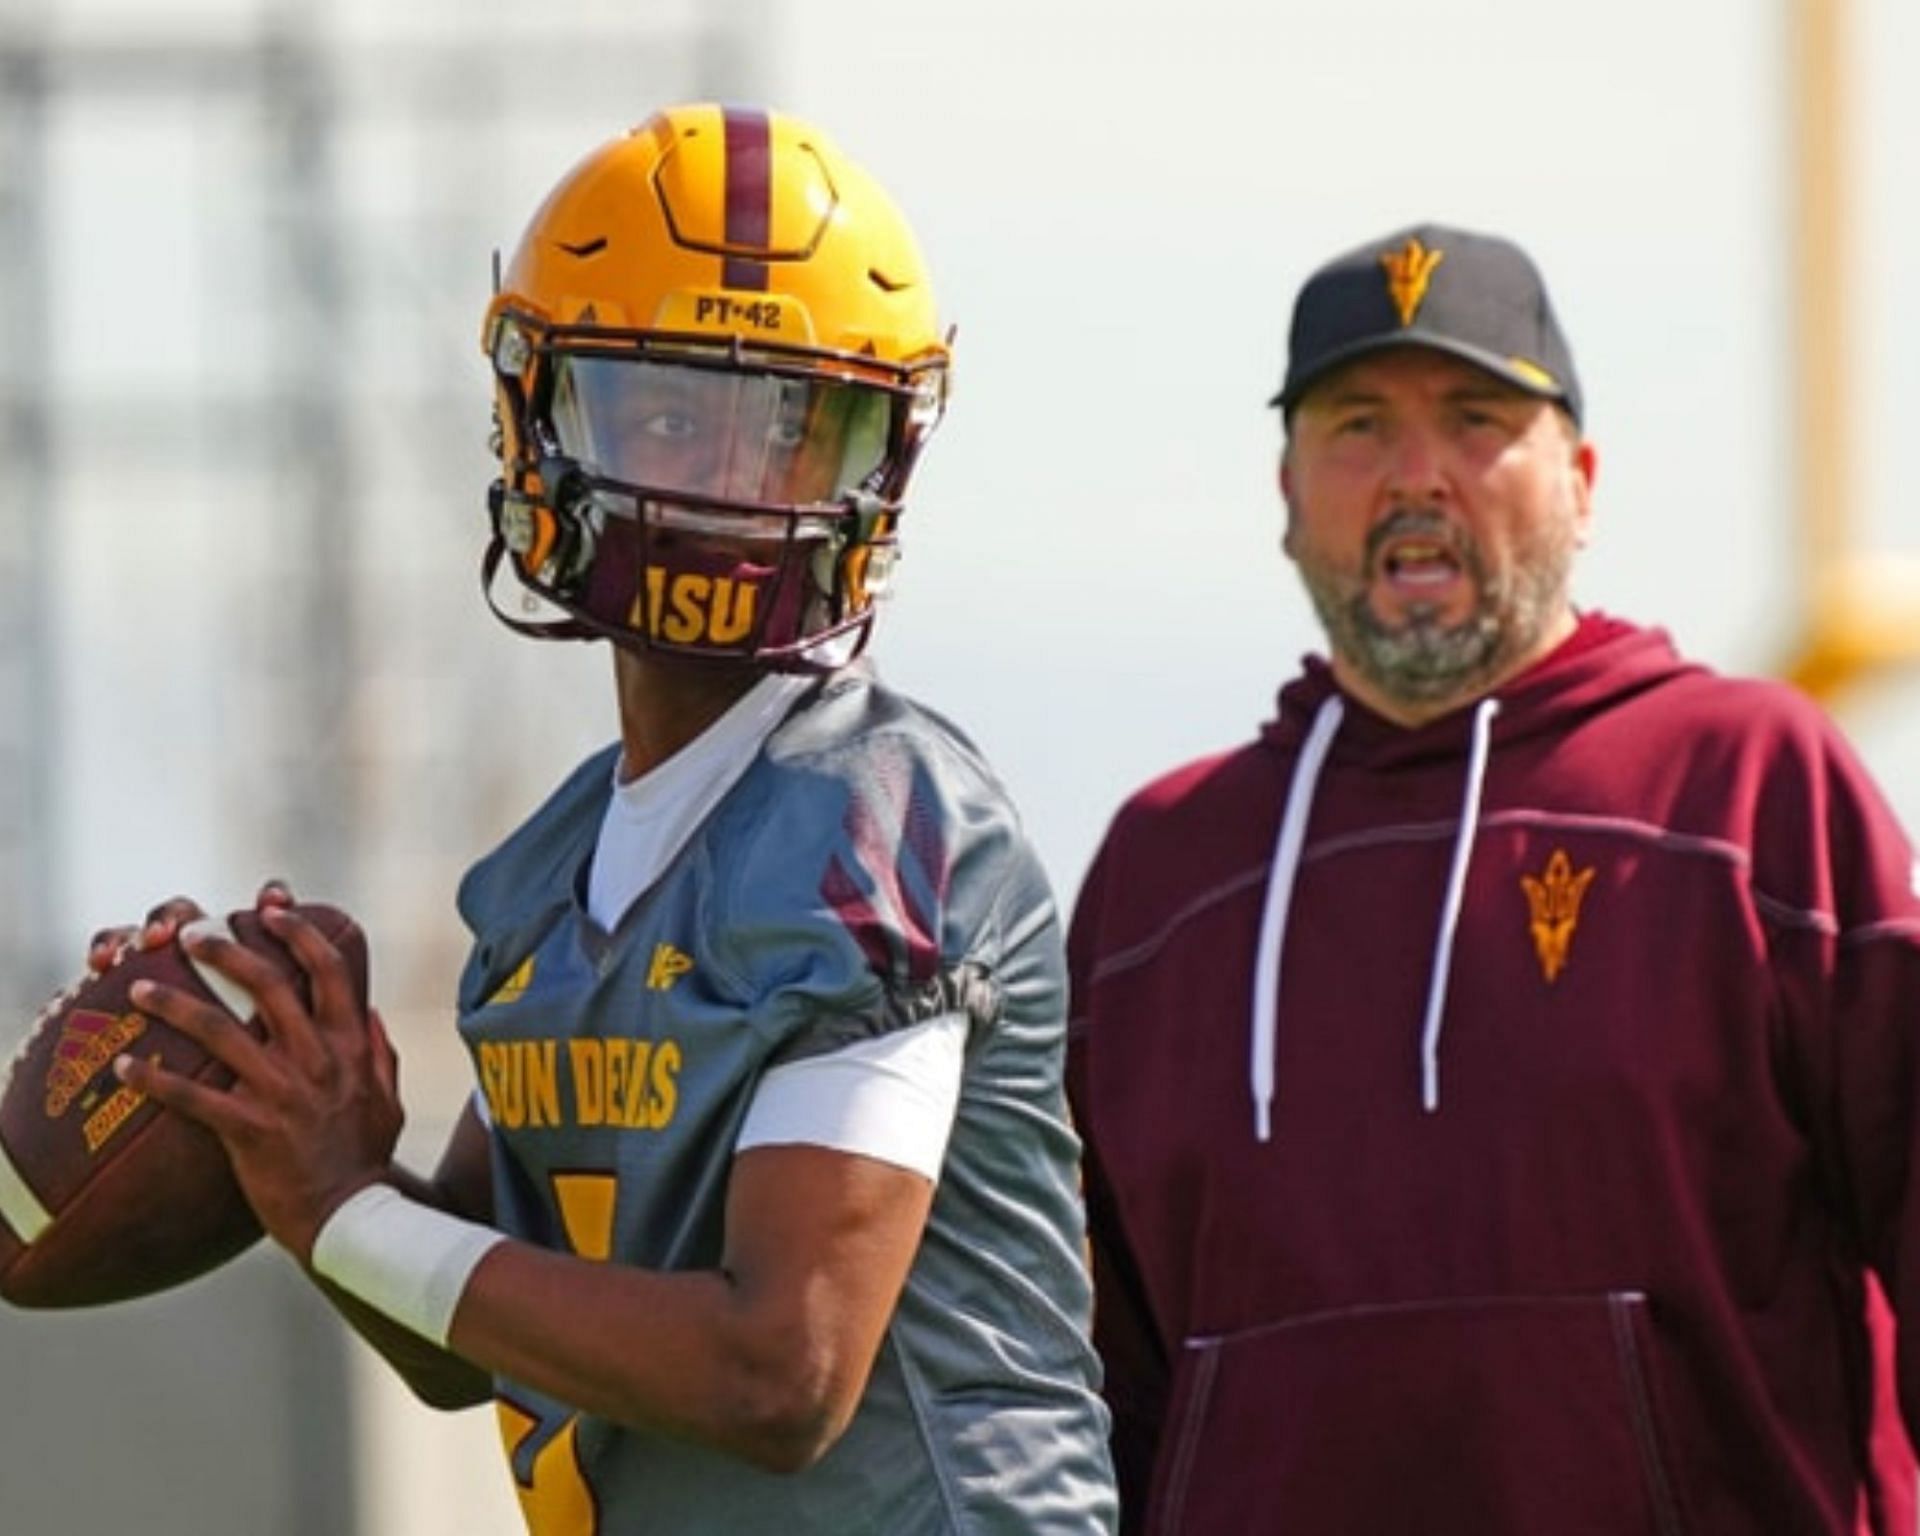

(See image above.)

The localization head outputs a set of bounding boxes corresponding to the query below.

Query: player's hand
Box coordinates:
[111,901,402,1262]
[85,880,294,975]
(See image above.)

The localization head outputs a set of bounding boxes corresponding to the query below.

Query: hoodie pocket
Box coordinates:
[1148,1291,1688,1536]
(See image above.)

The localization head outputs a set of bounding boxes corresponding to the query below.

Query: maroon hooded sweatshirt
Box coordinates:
[1068,614,1920,1534]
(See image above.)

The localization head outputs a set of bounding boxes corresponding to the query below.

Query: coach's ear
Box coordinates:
[1278,447,1301,560]
[1568,427,1597,548]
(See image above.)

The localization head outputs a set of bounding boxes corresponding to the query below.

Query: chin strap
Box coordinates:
[477,532,597,644]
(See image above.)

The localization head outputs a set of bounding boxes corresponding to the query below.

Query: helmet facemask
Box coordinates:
[488,322,944,671]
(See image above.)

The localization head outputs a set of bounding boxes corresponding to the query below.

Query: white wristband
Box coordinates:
[310,1184,506,1348]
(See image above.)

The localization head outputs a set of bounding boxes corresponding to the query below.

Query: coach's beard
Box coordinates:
[1303,508,1576,712]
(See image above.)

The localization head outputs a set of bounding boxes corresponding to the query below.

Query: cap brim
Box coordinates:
[1271,333,1571,416]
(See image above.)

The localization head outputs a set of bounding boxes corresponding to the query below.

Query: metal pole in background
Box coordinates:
[1792,0,1849,595]
[1782,0,1920,698]
[0,20,62,1017]
[259,17,356,899]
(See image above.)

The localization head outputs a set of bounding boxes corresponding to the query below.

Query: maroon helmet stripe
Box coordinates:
[722,108,771,292]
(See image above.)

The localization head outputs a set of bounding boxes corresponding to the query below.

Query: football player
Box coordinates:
[108,104,1117,1534]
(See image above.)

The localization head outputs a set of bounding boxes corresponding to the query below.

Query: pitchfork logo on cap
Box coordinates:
[1380,235,1446,327]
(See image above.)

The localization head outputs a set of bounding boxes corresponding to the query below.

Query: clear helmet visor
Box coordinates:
[548,356,895,508]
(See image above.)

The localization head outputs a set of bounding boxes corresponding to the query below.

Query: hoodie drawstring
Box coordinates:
[1250,696,1344,1142]
[1249,692,1502,1141]
[1418,696,1500,1111]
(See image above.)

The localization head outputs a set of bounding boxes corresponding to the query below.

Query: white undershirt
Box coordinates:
[586,673,815,928]
[579,672,965,1182]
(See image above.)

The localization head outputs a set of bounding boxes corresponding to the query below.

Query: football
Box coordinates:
[0,902,369,1308]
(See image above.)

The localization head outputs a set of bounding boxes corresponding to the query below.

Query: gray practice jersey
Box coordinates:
[454,665,1117,1535]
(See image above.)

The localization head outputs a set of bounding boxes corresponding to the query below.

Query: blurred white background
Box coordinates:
[2,2,1914,1532]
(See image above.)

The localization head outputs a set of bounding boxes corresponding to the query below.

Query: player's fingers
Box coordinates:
[177,923,331,1082]
[86,924,137,975]
[126,978,285,1098]
[259,906,364,1053]
[112,1051,253,1137]
[140,896,208,952]
[88,893,207,974]
[255,879,296,912]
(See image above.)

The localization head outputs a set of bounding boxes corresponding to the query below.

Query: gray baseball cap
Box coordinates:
[1272,223,1583,425]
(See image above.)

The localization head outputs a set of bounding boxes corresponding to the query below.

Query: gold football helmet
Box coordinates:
[482,103,951,668]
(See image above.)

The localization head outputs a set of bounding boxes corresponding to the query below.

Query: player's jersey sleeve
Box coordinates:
[734,1012,968,1177]
[703,687,1022,1086]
